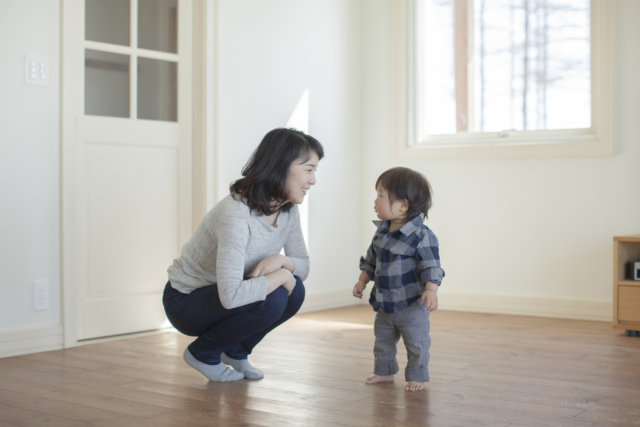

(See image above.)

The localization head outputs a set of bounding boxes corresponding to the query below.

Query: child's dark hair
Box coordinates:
[376,167,433,219]
[230,128,324,216]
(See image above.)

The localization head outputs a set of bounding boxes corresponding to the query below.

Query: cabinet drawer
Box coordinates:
[618,286,640,325]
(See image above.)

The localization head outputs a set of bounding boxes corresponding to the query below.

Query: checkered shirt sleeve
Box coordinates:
[359,243,376,281]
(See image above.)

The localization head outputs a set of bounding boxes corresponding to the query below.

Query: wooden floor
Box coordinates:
[1,307,640,427]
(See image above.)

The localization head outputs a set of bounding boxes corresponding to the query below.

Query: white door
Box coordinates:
[65,0,192,340]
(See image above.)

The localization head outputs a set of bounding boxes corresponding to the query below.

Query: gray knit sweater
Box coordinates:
[167,194,310,309]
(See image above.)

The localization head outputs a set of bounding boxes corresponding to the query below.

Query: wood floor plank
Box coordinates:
[467,353,640,377]
[461,361,640,390]
[443,365,640,401]
[329,391,602,427]
[0,365,213,414]
[573,409,640,427]
[0,402,93,427]
[0,355,139,386]
[394,380,621,415]
[0,388,146,425]
[0,368,177,418]
[453,376,640,411]
[357,389,585,419]
[150,406,356,427]
[578,352,640,367]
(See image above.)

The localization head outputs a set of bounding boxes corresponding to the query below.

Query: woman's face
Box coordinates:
[284,151,319,204]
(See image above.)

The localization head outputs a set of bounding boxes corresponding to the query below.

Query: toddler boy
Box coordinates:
[353,167,444,391]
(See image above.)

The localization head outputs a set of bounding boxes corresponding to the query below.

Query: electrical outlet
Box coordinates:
[34,280,49,311]
[25,55,48,87]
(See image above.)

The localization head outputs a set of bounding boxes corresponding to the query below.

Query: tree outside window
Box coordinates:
[417,0,591,141]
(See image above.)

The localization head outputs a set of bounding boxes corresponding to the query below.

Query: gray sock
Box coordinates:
[221,353,264,379]
[183,348,244,382]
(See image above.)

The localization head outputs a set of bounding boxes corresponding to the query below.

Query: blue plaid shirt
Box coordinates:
[359,215,444,314]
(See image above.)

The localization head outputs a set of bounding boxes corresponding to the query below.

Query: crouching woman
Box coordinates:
[163,128,323,381]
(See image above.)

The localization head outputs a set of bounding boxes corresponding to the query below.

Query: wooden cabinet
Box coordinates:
[613,235,640,333]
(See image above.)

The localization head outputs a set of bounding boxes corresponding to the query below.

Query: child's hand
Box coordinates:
[420,290,438,311]
[353,280,367,299]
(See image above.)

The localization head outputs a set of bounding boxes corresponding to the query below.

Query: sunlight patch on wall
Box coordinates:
[285,89,310,249]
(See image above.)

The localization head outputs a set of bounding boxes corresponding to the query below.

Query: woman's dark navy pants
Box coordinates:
[162,277,305,365]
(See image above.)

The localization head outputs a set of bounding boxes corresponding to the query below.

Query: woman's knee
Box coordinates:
[289,276,306,308]
[258,286,289,319]
[256,279,305,321]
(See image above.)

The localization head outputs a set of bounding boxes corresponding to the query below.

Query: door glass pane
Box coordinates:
[138,57,177,121]
[85,49,130,118]
[85,0,130,46]
[138,0,178,53]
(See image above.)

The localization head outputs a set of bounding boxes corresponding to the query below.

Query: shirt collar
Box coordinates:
[372,214,423,236]
[372,220,388,233]
[398,214,424,236]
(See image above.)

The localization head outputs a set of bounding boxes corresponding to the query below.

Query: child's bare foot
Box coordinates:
[366,374,395,384]
[405,381,424,391]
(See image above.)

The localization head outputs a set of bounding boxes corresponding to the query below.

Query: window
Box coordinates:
[393,0,613,160]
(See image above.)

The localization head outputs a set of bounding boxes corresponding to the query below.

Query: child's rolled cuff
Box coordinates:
[374,359,399,377]
[359,257,375,281]
[405,367,430,382]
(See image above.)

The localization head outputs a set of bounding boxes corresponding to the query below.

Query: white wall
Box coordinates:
[3,0,629,347]
[0,0,61,332]
[361,0,640,320]
[214,0,362,308]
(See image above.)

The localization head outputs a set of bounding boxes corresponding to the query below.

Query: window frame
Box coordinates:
[393,0,613,161]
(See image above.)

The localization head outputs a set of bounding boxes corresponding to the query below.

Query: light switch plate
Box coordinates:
[25,55,49,87]
[34,280,49,311]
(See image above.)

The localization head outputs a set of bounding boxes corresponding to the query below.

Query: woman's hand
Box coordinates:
[250,254,286,278]
[353,280,367,299]
[281,270,297,295]
[265,268,296,295]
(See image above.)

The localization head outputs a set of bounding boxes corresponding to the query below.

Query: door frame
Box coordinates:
[60,0,213,347]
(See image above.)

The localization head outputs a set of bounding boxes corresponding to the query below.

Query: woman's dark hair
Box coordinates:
[230,128,324,216]
[376,167,433,220]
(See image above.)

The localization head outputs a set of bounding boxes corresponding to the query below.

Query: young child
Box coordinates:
[353,167,444,392]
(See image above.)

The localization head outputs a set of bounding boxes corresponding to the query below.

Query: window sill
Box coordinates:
[395,134,613,162]
[395,130,613,162]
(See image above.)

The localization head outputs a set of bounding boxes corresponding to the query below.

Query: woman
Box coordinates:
[163,128,323,382]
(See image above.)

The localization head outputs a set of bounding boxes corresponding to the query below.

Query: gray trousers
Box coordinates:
[373,301,431,382]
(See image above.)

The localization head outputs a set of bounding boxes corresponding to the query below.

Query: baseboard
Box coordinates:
[299,289,363,314]
[0,324,64,359]
[438,292,612,322]
[301,288,612,322]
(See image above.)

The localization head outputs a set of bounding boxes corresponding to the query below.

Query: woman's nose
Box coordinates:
[309,172,316,185]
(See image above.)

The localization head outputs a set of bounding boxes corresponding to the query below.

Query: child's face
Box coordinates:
[374,185,407,222]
